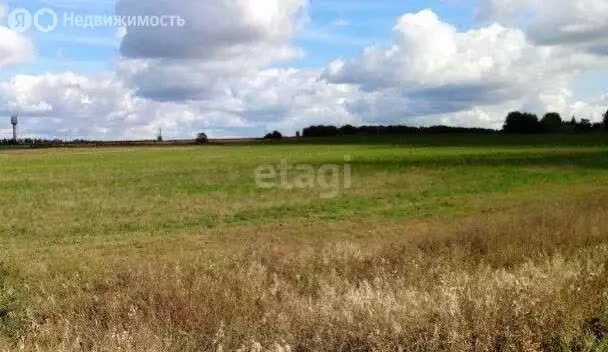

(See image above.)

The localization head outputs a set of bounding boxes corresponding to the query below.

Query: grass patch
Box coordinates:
[1,135,608,350]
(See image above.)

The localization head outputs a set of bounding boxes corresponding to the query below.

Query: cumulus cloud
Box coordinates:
[0,68,359,140]
[0,29,33,69]
[568,93,608,121]
[326,10,603,89]
[0,5,34,69]
[0,72,256,140]
[2,3,607,140]
[227,68,358,132]
[116,0,308,101]
[323,9,606,123]
[118,0,307,60]
[325,11,536,89]
[477,0,608,55]
[0,72,144,139]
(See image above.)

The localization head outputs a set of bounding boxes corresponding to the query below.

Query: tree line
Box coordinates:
[301,110,608,137]
[502,111,608,134]
[302,125,496,138]
[0,138,67,146]
[0,138,168,147]
[2,109,606,146]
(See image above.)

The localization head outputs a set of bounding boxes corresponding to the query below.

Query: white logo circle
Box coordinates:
[7,8,33,32]
[34,8,58,33]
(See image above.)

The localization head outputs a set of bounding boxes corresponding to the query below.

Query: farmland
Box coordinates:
[1,134,608,351]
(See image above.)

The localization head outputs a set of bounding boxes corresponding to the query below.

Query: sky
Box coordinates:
[0,0,607,140]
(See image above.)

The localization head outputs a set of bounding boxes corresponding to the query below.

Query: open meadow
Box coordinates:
[2,135,608,351]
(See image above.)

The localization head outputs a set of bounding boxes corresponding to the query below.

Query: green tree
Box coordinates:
[576,119,593,132]
[264,131,283,140]
[195,132,209,144]
[603,110,608,131]
[503,111,541,134]
[540,112,563,133]
[339,125,358,135]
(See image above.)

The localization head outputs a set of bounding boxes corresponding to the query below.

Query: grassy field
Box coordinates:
[1,135,608,351]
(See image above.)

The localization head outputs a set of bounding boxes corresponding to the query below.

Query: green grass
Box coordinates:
[2,138,607,242]
[1,135,608,351]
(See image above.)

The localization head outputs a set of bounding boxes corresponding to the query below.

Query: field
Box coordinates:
[1,135,608,351]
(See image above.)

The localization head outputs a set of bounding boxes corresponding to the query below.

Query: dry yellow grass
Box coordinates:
[2,140,608,351]
[1,197,608,351]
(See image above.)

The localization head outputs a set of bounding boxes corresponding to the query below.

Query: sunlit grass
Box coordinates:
[1,135,608,351]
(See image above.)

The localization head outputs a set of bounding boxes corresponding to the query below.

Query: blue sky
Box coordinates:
[3,0,116,75]
[7,0,482,73]
[298,0,477,66]
[0,0,606,140]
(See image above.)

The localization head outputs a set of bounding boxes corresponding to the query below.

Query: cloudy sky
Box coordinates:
[0,0,607,140]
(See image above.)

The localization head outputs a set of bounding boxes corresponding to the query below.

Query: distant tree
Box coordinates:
[339,125,358,136]
[540,112,563,133]
[603,110,608,131]
[575,118,593,133]
[264,131,283,140]
[562,116,577,132]
[295,131,301,138]
[195,132,209,144]
[503,111,541,134]
[302,125,340,137]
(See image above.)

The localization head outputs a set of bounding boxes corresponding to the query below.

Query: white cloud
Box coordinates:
[115,0,308,102]
[1,72,143,139]
[567,93,608,122]
[0,5,34,70]
[323,9,607,124]
[2,3,608,140]
[326,10,603,89]
[0,69,359,140]
[0,29,33,69]
[228,68,358,132]
[477,0,608,55]
[118,0,307,60]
